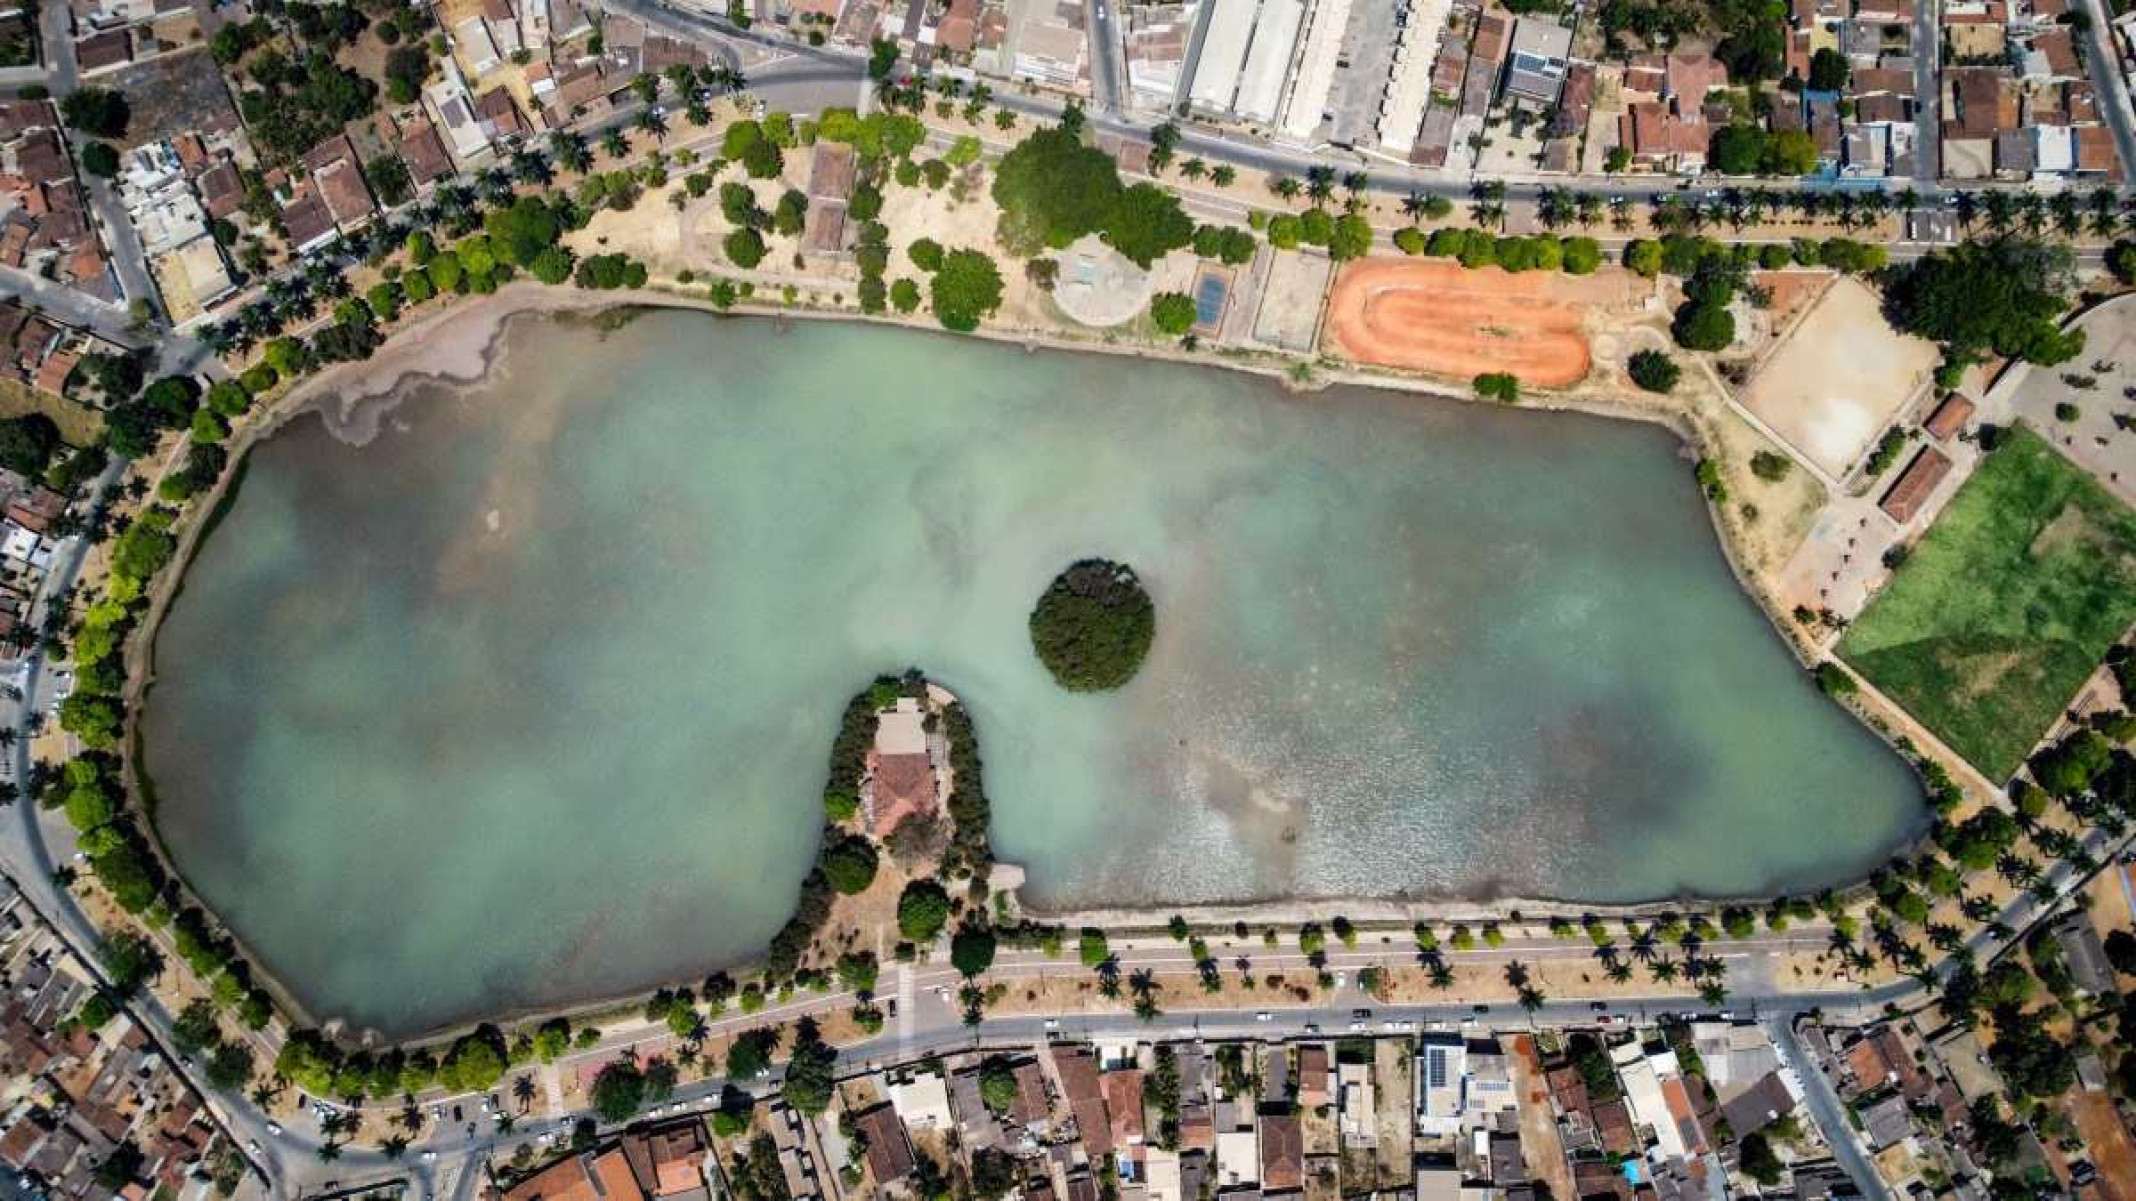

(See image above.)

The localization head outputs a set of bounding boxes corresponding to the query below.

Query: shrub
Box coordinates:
[1627,349,1680,393]
[1473,372,1519,403]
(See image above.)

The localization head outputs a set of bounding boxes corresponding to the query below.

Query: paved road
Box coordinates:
[1084,0,1124,115]
[2073,0,2136,185]
[1766,1015,1889,1201]
[1910,0,1940,184]
[32,0,159,313]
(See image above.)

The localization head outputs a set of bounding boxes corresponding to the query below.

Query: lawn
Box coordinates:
[1839,424,2136,780]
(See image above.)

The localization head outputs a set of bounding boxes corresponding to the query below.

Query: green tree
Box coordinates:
[890,278,922,313]
[978,1055,1018,1112]
[439,1027,507,1092]
[61,88,129,138]
[1738,1134,1783,1185]
[821,835,879,894]
[1882,239,2082,366]
[1708,125,1768,176]
[897,879,952,941]
[780,1018,838,1114]
[590,1061,647,1121]
[1673,301,1735,351]
[990,125,1122,255]
[1326,212,1373,261]
[79,141,119,178]
[928,249,1003,332]
[951,922,997,976]
[1028,559,1154,691]
[1628,349,1680,393]
[725,227,767,268]
[1473,372,1519,403]
[1149,292,1196,335]
[1102,183,1193,268]
[1808,46,1850,91]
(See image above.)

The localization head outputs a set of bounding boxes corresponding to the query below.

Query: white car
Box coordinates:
[423,1150,438,1162]
[1255,1012,1272,1022]
[1043,1018,1059,1030]
[265,1123,282,1137]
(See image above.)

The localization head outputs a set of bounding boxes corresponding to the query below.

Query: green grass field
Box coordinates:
[1839,425,2136,780]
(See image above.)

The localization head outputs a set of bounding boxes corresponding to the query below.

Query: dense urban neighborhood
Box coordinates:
[0,0,2132,1196]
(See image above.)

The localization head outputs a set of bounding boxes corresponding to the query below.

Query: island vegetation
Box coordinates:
[1027,559,1156,692]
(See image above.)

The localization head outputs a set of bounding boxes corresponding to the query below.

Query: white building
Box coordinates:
[1276,0,1352,140]
[1187,0,1259,111]
[1233,0,1305,124]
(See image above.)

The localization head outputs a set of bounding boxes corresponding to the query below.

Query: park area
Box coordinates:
[1320,258,1646,388]
[1738,277,1940,479]
[1838,425,2136,779]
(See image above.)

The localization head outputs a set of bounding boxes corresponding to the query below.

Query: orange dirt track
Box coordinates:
[1324,258,1629,388]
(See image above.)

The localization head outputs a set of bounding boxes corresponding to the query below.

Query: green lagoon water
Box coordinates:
[145,312,1923,1035]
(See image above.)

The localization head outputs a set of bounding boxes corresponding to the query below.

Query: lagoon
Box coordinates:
[143,311,1923,1035]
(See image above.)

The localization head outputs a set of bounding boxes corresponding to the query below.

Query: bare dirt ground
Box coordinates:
[1322,258,1646,388]
[1739,277,1939,479]
[1506,1034,1577,1201]
[2070,1092,2136,1201]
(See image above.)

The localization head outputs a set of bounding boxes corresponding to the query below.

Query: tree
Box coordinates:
[590,1061,647,1122]
[1474,372,1520,403]
[928,249,1003,332]
[1738,1133,1783,1186]
[0,414,60,475]
[970,1148,1018,1201]
[821,834,879,894]
[171,998,223,1056]
[1327,212,1373,261]
[1808,46,1850,91]
[1101,183,1192,268]
[439,1027,507,1092]
[1627,349,1680,393]
[724,227,767,268]
[1673,301,1735,351]
[908,237,944,272]
[979,1056,1018,1112]
[725,1027,779,1079]
[991,125,1122,255]
[1149,292,1196,335]
[898,879,952,941]
[951,922,997,976]
[890,278,921,313]
[1028,559,1154,691]
[1750,450,1793,481]
[61,88,129,138]
[1987,1013,2076,1097]
[867,37,899,79]
[1881,239,2081,366]
[781,1018,837,1115]
[79,141,119,178]
[1709,125,1768,176]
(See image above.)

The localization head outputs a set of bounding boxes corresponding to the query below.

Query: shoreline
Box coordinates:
[118,282,1915,1045]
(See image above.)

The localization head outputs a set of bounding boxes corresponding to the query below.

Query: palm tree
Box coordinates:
[1342,170,1368,197]
[2018,190,2047,233]
[514,1075,536,1112]
[1210,164,1236,187]
[1605,960,1633,984]
[1648,957,1679,984]
[2046,190,2080,235]
[1402,191,1427,220]
[601,128,630,160]
[1429,962,1456,990]
[382,1136,408,1160]
[510,148,553,186]
[1180,158,1207,180]
[1271,174,1301,201]
[317,1142,342,1164]
[1575,190,1602,227]
[1305,166,1336,203]
[1896,187,1920,215]
[637,108,668,140]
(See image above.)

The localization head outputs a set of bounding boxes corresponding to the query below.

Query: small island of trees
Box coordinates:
[1027,559,1156,692]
